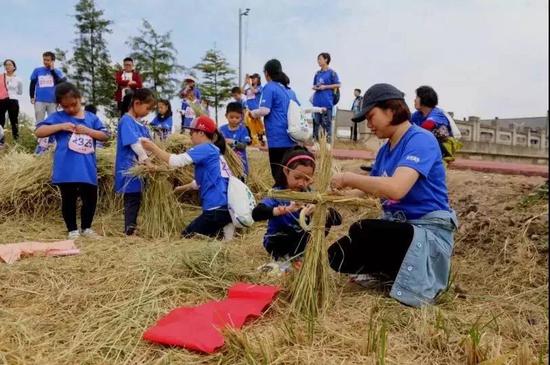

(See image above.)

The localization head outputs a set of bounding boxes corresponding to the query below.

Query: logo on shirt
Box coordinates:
[405,155,420,163]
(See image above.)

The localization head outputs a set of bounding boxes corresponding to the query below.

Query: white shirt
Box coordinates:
[4,74,23,99]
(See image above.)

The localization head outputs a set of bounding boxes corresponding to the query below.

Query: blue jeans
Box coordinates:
[312,107,333,143]
[182,207,232,238]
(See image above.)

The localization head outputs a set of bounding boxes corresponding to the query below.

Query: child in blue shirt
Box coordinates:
[141,115,232,239]
[219,102,251,177]
[149,99,173,141]
[114,88,156,235]
[252,147,341,273]
[34,82,109,239]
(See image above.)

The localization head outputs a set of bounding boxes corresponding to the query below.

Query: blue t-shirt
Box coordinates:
[411,107,452,136]
[245,85,262,110]
[30,67,65,103]
[181,100,200,128]
[371,125,450,220]
[259,81,299,148]
[219,123,251,175]
[150,115,173,131]
[187,142,228,210]
[36,111,107,185]
[312,68,340,108]
[259,191,302,247]
[115,114,151,193]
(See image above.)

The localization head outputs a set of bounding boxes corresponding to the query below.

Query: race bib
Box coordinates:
[184,106,195,118]
[38,75,54,88]
[68,133,95,154]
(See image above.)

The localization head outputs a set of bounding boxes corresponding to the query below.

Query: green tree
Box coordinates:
[70,0,115,110]
[127,20,183,98]
[193,49,236,123]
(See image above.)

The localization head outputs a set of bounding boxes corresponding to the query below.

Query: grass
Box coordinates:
[0,152,547,365]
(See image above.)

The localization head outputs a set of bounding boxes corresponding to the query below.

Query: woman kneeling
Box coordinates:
[329,83,458,307]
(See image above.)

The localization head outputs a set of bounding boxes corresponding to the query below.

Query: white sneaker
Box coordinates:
[81,228,101,239]
[68,230,80,240]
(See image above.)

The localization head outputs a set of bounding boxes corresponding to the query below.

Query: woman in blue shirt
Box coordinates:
[249,59,299,183]
[329,83,458,307]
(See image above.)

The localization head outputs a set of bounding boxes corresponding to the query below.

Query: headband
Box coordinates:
[285,154,315,167]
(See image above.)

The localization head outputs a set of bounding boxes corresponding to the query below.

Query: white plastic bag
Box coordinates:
[443,110,462,139]
[287,99,312,143]
[227,176,256,228]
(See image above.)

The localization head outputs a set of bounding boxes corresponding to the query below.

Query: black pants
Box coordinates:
[268,147,294,185]
[182,207,233,239]
[123,192,142,235]
[328,219,414,279]
[351,122,359,142]
[266,208,342,260]
[0,98,19,141]
[58,183,98,232]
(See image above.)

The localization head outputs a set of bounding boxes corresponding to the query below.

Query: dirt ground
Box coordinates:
[0,154,547,365]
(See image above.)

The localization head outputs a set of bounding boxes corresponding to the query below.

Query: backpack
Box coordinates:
[332,69,340,105]
[286,94,312,143]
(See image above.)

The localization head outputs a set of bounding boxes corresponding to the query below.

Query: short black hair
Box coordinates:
[43,51,55,61]
[231,86,242,94]
[374,99,411,125]
[354,88,361,94]
[226,102,243,115]
[318,52,331,64]
[55,82,81,103]
[3,59,17,71]
[84,104,97,114]
[416,85,438,108]
[157,99,172,118]
[131,88,156,106]
[123,57,134,63]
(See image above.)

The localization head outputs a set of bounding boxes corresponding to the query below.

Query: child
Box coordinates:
[114,88,156,235]
[231,86,248,110]
[252,147,342,272]
[34,82,109,239]
[180,87,201,129]
[141,115,232,239]
[219,102,251,177]
[150,99,173,140]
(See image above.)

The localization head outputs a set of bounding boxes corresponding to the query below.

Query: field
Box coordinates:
[0,151,548,365]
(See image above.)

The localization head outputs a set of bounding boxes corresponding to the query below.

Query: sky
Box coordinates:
[2,0,549,122]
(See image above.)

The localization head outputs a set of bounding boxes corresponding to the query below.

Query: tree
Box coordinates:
[127,20,183,99]
[193,49,236,123]
[70,0,115,110]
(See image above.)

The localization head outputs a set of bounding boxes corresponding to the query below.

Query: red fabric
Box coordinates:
[114,70,143,102]
[420,119,436,131]
[143,283,279,353]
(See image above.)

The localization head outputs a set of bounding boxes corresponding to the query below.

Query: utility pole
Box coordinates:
[238,8,250,87]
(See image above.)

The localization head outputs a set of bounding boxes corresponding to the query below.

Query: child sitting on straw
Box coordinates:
[252,147,342,273]
[114,88,156,236]
[35,82,109,240]
[141,115,233,239]
[149,99,173,141]
[219,102,251,178]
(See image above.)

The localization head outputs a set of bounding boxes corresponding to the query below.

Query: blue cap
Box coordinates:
[352,83,405,123]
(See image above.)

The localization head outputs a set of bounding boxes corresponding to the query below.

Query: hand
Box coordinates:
[31,98,35,104]
[128,80,136,86]
[302,204,316,217]
[74,124,90,134]
[330,172,348,190]
[59,122,76,132]
[140,138,156,151]
[174,183,193,194]
[318,85,326,91]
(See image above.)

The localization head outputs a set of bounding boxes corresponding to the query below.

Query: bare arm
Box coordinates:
[331,167,420,201]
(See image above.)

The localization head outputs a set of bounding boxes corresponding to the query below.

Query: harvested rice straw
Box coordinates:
[266,135,378,321]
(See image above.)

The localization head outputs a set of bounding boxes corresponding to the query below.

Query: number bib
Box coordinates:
[38,75,54,88]
[68,133,95,154]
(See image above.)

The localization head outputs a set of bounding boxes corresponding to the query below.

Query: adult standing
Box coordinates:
[249,59,299,183]
[115,57,143,116]
[0,59,22,146]
[311,52,341,143]
[350,88,362,142]
[30,51,67,154]
[328,83,457,307]
[411,85,462,165]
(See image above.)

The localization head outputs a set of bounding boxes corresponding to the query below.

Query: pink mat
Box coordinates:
[0,240,80,264]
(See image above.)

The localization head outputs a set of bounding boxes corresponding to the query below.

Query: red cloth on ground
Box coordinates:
[143,283,280,353]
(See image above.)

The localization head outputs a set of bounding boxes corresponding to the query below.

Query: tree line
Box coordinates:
[58,0,236,120]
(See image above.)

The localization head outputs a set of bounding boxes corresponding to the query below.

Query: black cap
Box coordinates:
[351,83,405,123]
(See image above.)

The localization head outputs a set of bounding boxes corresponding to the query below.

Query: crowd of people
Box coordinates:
[0,49,460,307]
